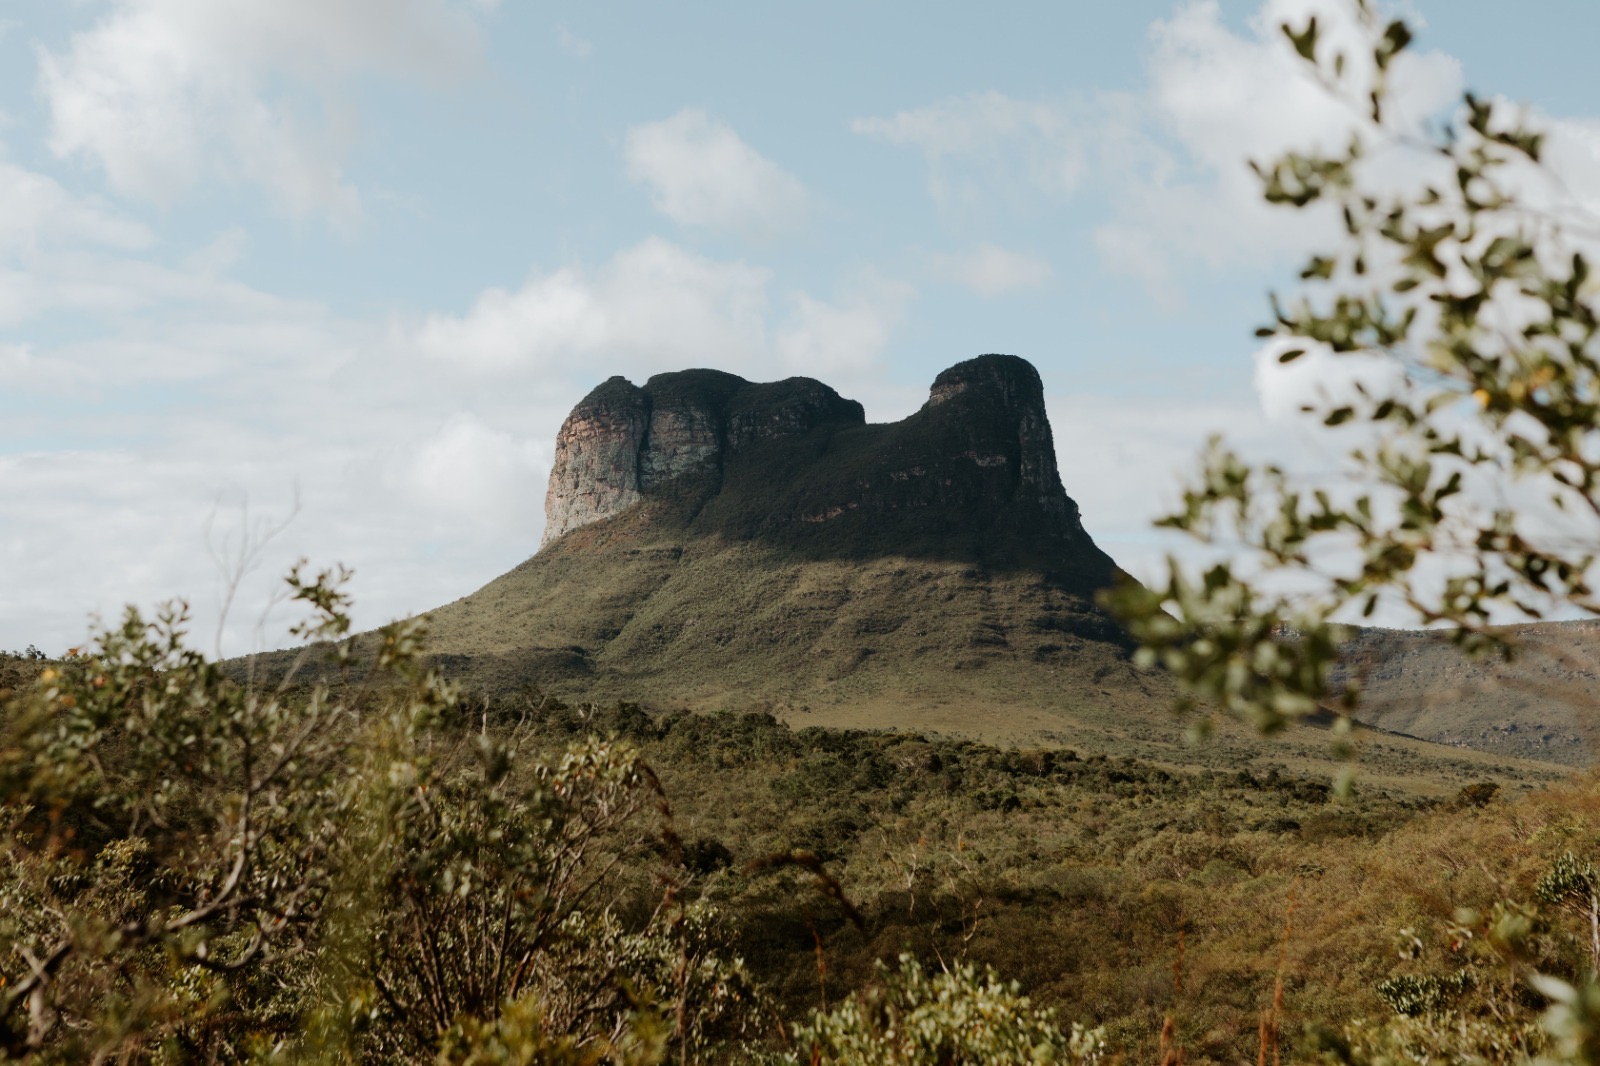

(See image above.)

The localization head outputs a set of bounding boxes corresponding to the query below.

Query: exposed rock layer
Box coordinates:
[542,372,865,546]
[541,354,1105,586]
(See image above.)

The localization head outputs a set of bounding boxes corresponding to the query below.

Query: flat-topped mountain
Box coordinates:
[420,355,1128,706]
[534,355,1113,586]
[378,355,1561,786]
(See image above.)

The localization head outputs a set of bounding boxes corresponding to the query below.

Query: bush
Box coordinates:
[790,954,1105,1066]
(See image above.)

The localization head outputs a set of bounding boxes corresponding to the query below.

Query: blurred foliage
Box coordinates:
[1104,1,1600,1062]
[789,955,1105,1065]
[1106,0,1600,742]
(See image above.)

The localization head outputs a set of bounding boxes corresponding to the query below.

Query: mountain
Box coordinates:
[1334,620,1600,766]
[535,355,1114,581]
[381,354,1562,791]
[422,354,1127,705]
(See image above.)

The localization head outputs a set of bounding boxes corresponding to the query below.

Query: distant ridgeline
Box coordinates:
[539,354,1113,584]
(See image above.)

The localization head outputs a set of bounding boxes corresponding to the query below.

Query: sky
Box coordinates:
[3,0,1600,657]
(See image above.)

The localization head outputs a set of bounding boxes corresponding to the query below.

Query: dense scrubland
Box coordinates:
[3,601,1599,1064]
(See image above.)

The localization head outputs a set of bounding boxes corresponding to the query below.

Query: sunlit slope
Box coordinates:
[1335,620,1600,765]
[411,511,1566,795]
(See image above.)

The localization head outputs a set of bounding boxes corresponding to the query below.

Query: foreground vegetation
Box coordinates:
[4,578,1600,1063]
[9,0,1600,1059]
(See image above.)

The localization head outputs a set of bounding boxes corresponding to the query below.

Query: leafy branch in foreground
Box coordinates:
[1107,0,1600,738]
[0,565,364,1056]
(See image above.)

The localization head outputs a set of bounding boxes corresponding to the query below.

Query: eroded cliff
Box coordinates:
[541,371,865,546]
[540,354,1105,584]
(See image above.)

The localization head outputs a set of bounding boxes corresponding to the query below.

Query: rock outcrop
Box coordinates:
[926,356,1078,526]
[542,371,865,546]
[540,354,1108,586]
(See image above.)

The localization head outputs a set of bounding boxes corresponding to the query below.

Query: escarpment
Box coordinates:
[541,371,865,546]
[538,354,1110,586]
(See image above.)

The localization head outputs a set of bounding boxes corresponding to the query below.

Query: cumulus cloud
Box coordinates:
[851,1,1464,291]
[0,152,153,255]
[37,0,492,221]
[1045,386,1283,580]
[0,269,561,658]
[1105,0,1463,272]
[414,236,911,378]
[774,272,915,377]
[391,414,546,524]
[413,237,772,371]
[932,244,1052,296]
[624,109,809,235]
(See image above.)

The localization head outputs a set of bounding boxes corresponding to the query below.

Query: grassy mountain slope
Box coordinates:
[405,509,1563,795]
[318,355,1573,788]
[240,355,1582,787]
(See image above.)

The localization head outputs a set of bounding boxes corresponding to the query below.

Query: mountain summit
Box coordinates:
[536,354,1112,588]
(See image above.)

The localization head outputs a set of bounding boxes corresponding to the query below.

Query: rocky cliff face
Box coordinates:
[540,377,651,546]
[540,354,1106,584]
[906,353,1082,530]
[542,370,865,546]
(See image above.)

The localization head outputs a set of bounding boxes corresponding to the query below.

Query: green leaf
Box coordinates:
[1381,20,1412,56]
[1282,17,1319,62]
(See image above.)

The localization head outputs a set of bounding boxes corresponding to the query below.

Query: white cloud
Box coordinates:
[182,226,249,277]
[414,236,912,378]
[932,244,1052,296]
[852,1,1465,293]
[1111,0,1463,273]
[1536,112,1600,227]
[413,237,772,371]
[392,414,547,524]
[1092,225,1177,307]
[0,278,558,658]
[38,0,492,221]
[774,272,915,376]
[0,153,153,255]
[624,109,809,235]
[1045,386,1281,579]
[852,90,1090,210]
